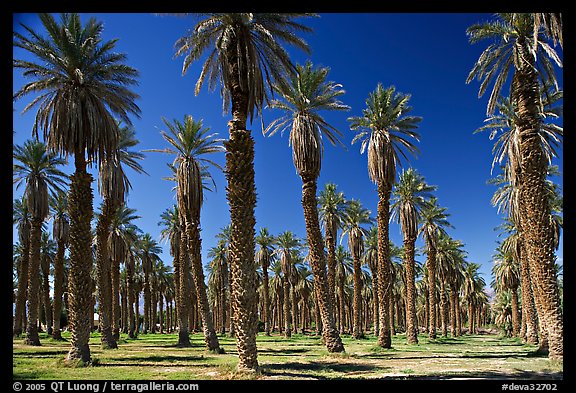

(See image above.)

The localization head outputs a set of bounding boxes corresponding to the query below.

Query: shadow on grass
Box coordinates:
[262,360,382,379]
[258,348,310,355]
[364,350,548,361]
[13,349,69,357]
[405,370,563,380]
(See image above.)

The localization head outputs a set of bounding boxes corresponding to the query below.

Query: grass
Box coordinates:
[12,331,563,380]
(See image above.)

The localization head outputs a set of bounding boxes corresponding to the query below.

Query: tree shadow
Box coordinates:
[258,348,310,355]
[13,349,69,357]
[262,360,383,379]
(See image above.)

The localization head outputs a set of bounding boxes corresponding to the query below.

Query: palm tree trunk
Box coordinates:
[111,255,121,340]
[511,286,520,337]
[143,268,150,334]
[176,230,191,347]
[283,280,292,338]
[127,255,136,338]
[121,285,128,334]
[188,219,221,352]
[513,42,563,361]
[427,244,437,339]
[25,218,43,345]
[352,252,364,339]
[224,119,259,371]
[14,234,30,337]
[95,198,117,348]
[66,156,94,364]
[403,236,418,344]
[301,176,345,352]
[519,239,539,344]
[52,239,65,340]
[325,226,338,324]
[262,263,271,336]
[376,181,392,348]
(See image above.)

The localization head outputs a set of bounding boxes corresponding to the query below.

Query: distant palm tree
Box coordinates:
[466,12,563,360]
[14,13,141,363]
[334,245,353,333]
[463,262,486,335]
[265,60,349,352]
[13,197,31,337]
[274,231,302,338]
[491,244,521,337]
[148,115,223,352]
[137,234,162,334]
[13,139,67,345]
[340,199,373,339]
[207,240,229,334]
[349,83,422,348]
[255,228,275,336]
[391,168,435,344]
[363,226,379,335]
[173,13,315,371]
[318,183,349,321]
[39,231,56,335]
[418,197,451,340]
[49,191,69,340]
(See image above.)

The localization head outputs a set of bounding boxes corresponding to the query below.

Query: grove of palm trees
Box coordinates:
[13,12,562,382]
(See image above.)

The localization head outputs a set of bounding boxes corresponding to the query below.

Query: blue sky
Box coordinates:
[12,13,563,290]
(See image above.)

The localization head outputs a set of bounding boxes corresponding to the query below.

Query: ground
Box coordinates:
[12,330,563,381]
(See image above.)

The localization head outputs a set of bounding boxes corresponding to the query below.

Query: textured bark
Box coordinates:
[283,280,292,337]
[65,161,94,364]
[376,181,392,348]
[301,177,345,352]
[225,127,259,370]
[325,226,338,325]
[519,240,539,344]
[513,43,563,360]
[403,236,419,344]
[188,220,221,352]
[440,280,449,337]
[95,198,117,348]
[427,244,437,339]
[52,239,65,340]
[176,230,191,347]
[25,218,43,346]
[367,261,379,336]
[511,286,520,337]
[14,231,30,337]
[111,254,121,340]
[352,250,364,339]
[262,262,271,336]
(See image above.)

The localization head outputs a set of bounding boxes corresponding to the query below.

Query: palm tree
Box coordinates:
[418,197,451,340]
[13,139,67,346]
[13,197,32,337]
[349,83,422,348]
[137,233,162,335]
[340,199,373,339]
[466,13,563,360]
[334,245,353,333]
[173,13,315,371]
[14,13,141,363]
[255,228,275,336]
[318,183,349,323]
[49,191,69,340]
[390,168,435,344]
[463,262,487,334]
[147,115,223,352]
[207,240,229,334]
[265,60,349,351]
[274,231,302,338]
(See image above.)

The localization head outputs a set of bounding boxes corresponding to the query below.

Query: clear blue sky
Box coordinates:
[12,13,563,291]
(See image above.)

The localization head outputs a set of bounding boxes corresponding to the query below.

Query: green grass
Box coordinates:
[13,331,563,380]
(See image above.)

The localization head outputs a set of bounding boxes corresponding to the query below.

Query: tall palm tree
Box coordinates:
[318,183,349,323]
[274,231,302,338]
[148,115,223,352]
[173,13,315,371]
[418,197,451,340]
[463,262,487,335]
[466,13,563,360]
[137,233,162,335]
[49,191,69,340]
[265,60,349,351]
[340,199,373,339]
[14,13,140,363]
[349,83,422,348]
[334,245,353,333]
[13,139,67,346]
[255,228,275,336]
[13,197,32,337]
[95,122,147,346]
[390,168,435,344]
[207,240,229,334]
